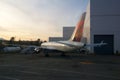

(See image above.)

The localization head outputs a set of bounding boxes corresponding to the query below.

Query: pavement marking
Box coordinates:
[0,64,120,80]
[80,61,94,64]
[38,68,120,79]
[15,66,120,80]
[16,70,40,75]
[0,76,20,80]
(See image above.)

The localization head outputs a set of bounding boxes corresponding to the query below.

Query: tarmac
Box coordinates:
[0,53,120,80]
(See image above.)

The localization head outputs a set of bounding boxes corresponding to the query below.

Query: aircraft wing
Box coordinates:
[85,41,107,47]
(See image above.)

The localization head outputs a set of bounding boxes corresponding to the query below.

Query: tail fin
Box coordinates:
[70,12,86,42]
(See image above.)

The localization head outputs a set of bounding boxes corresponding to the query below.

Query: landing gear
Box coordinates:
[43,50,50,57]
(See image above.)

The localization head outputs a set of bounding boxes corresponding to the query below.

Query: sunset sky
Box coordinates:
[0,0,88,41]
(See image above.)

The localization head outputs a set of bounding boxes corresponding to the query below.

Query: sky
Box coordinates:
[0,0,89,41]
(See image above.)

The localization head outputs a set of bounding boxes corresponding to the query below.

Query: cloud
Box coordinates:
[0,0,89,40]
[0,26,7,31]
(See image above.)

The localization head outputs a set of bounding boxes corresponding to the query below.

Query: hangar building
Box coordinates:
[83,0,120,54]
[49,27,74,42]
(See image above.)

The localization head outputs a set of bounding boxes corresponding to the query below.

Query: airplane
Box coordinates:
[37,12,107,56]
[3,46,21,53]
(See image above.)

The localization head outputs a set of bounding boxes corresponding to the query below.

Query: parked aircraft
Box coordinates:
[3,46,21,53]
[21,46,39,54]
[37,12,107,56]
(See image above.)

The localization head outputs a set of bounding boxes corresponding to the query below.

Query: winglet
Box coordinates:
[100,41,107,46]
[95,41,107,47]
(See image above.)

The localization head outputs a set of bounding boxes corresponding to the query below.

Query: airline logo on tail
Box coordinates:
[70,12,86,42]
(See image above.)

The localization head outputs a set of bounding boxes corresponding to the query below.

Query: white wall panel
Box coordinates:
[90,0,120,53]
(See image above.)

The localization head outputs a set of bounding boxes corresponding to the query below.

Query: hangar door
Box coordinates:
[94,35,114,55]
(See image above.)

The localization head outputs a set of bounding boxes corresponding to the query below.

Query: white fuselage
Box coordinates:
[41,41,85,52]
